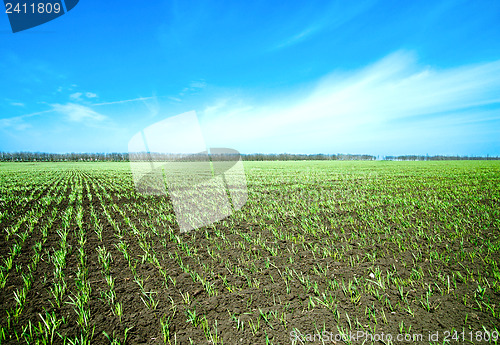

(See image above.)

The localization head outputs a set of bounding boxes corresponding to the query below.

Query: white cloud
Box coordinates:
[190,81,207,89]
[93,96,155,106]
[200,51,500,153]
[69,92,83,101]
[203,99,228,116]
[0,110,52,130]
[178,81,207,96]
[0,117,31,130]
[10,102,25,107]
[168,96,182,102]
[92,94,160,117]
[275,26,322,50]
[273,0,375,50]
[69,91,97,101]
[142,94,159,117]
[51,103,107,123]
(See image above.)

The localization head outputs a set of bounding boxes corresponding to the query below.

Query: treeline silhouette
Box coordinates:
[384,155,500,161]
[0,152,498,162]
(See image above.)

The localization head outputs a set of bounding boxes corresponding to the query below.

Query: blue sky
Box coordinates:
[1,0,499,156]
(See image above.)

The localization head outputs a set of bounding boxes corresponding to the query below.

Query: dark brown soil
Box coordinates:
[0,162,499,345]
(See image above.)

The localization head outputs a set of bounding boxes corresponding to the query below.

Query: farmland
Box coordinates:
[0,161,499,344]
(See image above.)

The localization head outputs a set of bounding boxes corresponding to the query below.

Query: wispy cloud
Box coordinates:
[202,99,228,116]
[51,103,107,123]
[189,80,207,89]
[201,51,500,153]
[70,92,83,101]
[273,0,375,50]
[2,94,156,132]
[56,84,77,93]
[0,109,52,130]
[275,27,318,49]
[202,98,252,119]
[4,98,25,107]
[0,117,32,131]
[141,93,160,117]
[93,96,156,106]
[168,96,182,102]
[180,80,208,95]
[69,91,98,101]
[93,94,160,117]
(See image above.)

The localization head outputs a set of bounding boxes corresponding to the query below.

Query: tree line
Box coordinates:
[0,152,128,162]
[0,152,376,162]
[384,155,500,161]
[0,151,498,162]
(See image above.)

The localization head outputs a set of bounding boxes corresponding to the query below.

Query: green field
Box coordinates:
[0,161,499,344]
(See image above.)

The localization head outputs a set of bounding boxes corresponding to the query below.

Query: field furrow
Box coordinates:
[0,161,499,344]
